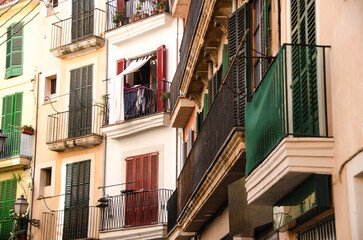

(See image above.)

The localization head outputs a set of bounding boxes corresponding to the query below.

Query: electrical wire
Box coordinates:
[0,0,21,18]
[0,0,33,29]
[0,2,39,42]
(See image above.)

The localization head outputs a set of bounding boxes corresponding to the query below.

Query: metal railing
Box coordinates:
[106,0,170,31]
[46,105,104,143]
[177,58,244,216]
[245,44,330,176]
[167,189,177,232]
[50,8,105,50]
[100,189,172,231]
[0,129,34,159]
[41,206,100,240]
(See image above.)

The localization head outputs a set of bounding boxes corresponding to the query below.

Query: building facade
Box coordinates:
[0,0,39,239]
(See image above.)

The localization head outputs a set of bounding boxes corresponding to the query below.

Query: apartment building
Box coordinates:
[30,0,106,238]
[0,0,39,239]
[168,0,363,239]
[98,0,182,239]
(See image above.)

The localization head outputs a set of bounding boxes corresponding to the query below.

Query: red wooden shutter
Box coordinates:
[156,45,166,112]
[150,153,158,223]
[116,0,124,13]
[116,58,126,75]
[125,158,134,226]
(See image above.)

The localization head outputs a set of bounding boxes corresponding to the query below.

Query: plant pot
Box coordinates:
[141,13,149,18]
[21,128,34,135]
[158,8,164,13]
[151,10,158,15]
[133,16,140,21]
[128,17,133,23]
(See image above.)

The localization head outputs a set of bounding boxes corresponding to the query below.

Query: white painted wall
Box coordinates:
[104,125,176,196]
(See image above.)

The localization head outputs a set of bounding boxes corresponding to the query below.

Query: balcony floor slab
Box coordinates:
[245,137,334,206]
[0,156,30,172]
[100,224,167,240]
[47,134,103,152]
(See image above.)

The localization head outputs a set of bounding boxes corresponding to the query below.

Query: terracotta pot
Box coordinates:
[151,10,158,15]
[21,128,34,135]
[141,13,149,18]
[158,8,164,13]
[133,16,140,21]
[128,18,133,23]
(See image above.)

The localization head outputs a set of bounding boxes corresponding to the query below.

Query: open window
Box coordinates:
[116,45,168,119]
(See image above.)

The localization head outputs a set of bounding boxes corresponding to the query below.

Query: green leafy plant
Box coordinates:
[21,125,34,131]
[112,10,124,24]
[155,0,167,11]
[160,91,170,101]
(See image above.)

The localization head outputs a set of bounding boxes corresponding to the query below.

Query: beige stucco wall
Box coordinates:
[200,207,229,240]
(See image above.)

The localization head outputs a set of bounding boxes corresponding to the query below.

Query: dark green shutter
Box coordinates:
[1,95,14,131]
[0,180,17,240]
[260,0,269,76]
[222,44,229,78]
[69,65,93,138]
[5,23,23,79]
[64,160,90,240]
[228,4,250,125]
[291,0,318,136]
[203,94,208,120]
[196,112,200,136]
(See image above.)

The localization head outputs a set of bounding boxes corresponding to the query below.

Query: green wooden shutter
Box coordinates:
[5,23,23,79]
[228,4,250,125]
[0,180,17,240]
[2,95,14,131]
[222,44,229,78]
[291,0,318,136]
[64,160,90,239]
[203,94,208,121]
[196,112,200,136]
[13,92,23,128]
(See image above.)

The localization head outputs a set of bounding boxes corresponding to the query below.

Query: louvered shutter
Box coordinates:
[117,58,126,75]
[0,180,17,240]
[222,44,229,78]
[203,94,208,121]
[291,0,318,136]
[157,45,166,112]
[1,95,14,131]
[13,92,22,128]
[196,112,201,136]
[5,23,23,79]
[228,4,250,126]
[64,160,90,239]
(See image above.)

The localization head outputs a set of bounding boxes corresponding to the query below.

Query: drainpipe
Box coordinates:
[29,71,41,239]
[103,38,109,197]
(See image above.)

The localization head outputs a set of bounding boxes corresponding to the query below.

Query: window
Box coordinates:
[251,0,270,90]
[0,180,17,240]
[1,92,23,131]
[42,168,52,186]
[44,75,57,101]
[5,23,23,79]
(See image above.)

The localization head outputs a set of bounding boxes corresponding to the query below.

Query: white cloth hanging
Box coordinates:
[108,55,153,124]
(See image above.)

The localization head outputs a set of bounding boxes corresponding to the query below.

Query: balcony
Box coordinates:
[46,105,104,152]
[100,189,172,239]
[245,44,333,205]
[103,81,171,139]
[41,206,100,240]
[50,8,105,58]
[106,0,170,32]
[173,59,246,232]
[0,129,33,170]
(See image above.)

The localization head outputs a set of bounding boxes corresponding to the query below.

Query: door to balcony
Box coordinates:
[68,65,93,138]
[71,0,94,42]
[125,152,158,226]
[63,160,91,240]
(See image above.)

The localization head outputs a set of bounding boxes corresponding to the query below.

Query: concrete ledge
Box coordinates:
[100,224,167,240]
[0,156,30,172]
[171,97,195,128]
[103,113,170,139]
[47,134,103,152]
[51,36,104,59]
[245,137,334,205]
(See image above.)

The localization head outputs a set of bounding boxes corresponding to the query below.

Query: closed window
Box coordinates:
[5,23,23,79]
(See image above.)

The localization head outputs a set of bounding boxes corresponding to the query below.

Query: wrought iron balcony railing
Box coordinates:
[176,58,245,217]
[245,44,330,176]
[100,189,172,231]
[0,129,33,160]
[167,189,177,232]
[106,0,170,31]
[105,80,171,124]
[50,8,105,50]
[46,105,104,143]
[41,206,100,240]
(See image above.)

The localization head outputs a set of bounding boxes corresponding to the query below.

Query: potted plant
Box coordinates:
[160,91,170,102]
[21,125,34,135]
[141,12,149,18]
[133,11,141,21]
[151,1,158,15]
[112,10,124,27]
[156,0,167,12]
